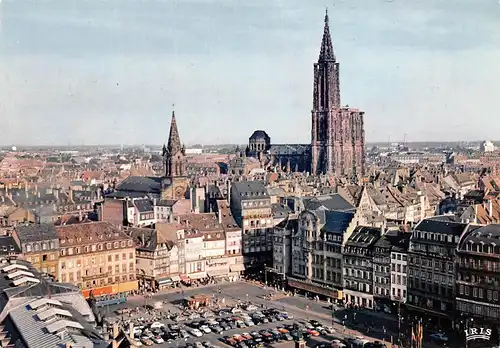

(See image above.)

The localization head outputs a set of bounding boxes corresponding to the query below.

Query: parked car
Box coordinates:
[430,333,449,342]
[190,328,203,337]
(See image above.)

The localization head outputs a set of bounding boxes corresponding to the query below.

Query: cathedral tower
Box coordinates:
[162,110,188,199]
[311,9,341,175]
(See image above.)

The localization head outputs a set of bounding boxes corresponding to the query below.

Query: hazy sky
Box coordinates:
[1,0,499,146]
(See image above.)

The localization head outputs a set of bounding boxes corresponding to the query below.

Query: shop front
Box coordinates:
[179,274,190,285]
[156,277,173,290]
[188,271,207,281]
[287,278,343,303]
[206,258,230,279]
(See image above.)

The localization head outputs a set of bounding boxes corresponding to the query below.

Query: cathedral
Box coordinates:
[109,110,189,200]
[246,10,365,177]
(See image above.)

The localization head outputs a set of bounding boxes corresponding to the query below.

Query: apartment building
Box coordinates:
[407,216,469,329]
[56,221,138,297]
[131,224,181,290]
[343,226,381,309]
[230,181,273,269]
[290,208,359,302]
[12,223,60,278]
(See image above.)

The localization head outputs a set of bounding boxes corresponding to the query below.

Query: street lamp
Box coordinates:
[465,317,474,348]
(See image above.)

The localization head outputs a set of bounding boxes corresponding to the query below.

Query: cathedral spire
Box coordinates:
[319,8,335,62]
[167,109,182,153]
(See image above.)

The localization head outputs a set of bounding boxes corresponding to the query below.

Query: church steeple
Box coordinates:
[164,108,186,178]
[167,110,182,153]
[319,8,335,62]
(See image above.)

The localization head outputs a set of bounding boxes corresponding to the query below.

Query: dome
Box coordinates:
[249,130,270,140]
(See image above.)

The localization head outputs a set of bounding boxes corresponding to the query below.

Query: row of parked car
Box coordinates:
[219,321,337,348]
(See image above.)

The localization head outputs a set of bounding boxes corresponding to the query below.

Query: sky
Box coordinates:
[0,0,499,146]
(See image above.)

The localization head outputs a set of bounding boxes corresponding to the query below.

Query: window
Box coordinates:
[26,244,32,252]
[42,243,47,250]
[34,243,40,251]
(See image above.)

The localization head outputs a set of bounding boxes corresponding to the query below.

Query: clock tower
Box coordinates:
[161,109,188,200]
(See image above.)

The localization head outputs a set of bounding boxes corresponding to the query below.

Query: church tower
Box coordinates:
[311,9,341,175]
[162,110,188,199]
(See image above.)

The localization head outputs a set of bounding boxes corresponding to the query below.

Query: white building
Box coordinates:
[390,246,409,302]
[480,140,496,153]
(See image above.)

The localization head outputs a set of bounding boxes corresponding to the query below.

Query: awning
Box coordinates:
[206,269,229,277]
[188,272,207,280]
[179,274,190,282]
[171,275,181,282]
[156,277,172,285]
[230,264,245,272]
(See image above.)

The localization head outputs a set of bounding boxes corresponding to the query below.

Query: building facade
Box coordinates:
[230,181,273,269]
[390,233,410,303]
[56,221,138,297]
[290,209,359,302]
[12,223,60,278]
[131,226,180,290]
[343,226,381,309]
[407,217,469,328]
[456,224,500,343]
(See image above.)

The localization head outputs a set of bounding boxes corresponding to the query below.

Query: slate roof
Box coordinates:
[113,176,162,195]
[0,236,21,255]
[156,199,177,207]
[134,199,154,213]
[321,210,355,234]
[374,230,411,252]
[271,204,291,219]
[232,181,269,200]
[303,194,355,212]
[249,130,270,140]
[415,216,468,236]
[458,224,500,250]
[346,226,382,247]
[15,223,58,243]
[268,144,309,155]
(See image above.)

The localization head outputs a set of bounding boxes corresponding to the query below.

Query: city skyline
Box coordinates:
[1,0,499,146]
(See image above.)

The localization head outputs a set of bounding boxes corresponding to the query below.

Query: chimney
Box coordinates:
[37,191,40,198]
[54,188,59,200]
[218,211,222,224]
[489,200,493,218]
[65,343,71,348]
[168,214,173,223]
[142,232,145,247]
[227,180,231,205]
[153,198,157,206]
[69,188,74,203]
[176,216,180,224]
[79,210,83,222]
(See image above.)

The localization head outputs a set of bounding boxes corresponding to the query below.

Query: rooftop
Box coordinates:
[15,223,59,243]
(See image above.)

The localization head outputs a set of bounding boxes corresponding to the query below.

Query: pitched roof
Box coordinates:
[15,223,58,243]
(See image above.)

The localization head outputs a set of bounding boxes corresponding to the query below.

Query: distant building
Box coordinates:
[480,140,496,153]
[185,148,203,155]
